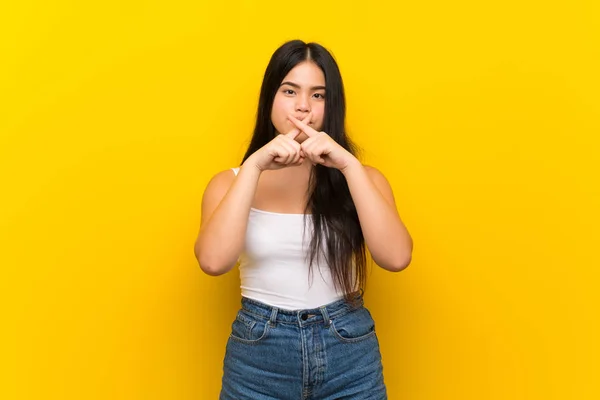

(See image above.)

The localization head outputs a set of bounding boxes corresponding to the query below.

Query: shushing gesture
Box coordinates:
[286,114,355,171]
[249,113,312,171]
[248,112,356,172]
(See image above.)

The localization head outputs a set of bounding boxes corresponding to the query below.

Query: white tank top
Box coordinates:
[231,167,353,310]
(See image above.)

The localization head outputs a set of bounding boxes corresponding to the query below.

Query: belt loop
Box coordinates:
[269,307,278,327]
[320,306,331,328]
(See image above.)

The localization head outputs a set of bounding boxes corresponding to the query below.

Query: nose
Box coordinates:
[295,93,310,113]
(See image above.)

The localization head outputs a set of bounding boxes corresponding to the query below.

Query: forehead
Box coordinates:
[281,61,325,85]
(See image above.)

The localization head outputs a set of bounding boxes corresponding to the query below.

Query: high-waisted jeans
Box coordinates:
[219,291,387,399]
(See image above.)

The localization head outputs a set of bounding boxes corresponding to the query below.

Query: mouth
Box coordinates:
[291,119,313,126]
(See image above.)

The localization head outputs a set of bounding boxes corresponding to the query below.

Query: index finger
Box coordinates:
[287,114,319,137]
[284,112,312,139]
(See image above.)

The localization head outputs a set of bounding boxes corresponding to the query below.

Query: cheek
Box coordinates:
[271,97,291,119]
[312,107,325,129]
[270,99,292,133]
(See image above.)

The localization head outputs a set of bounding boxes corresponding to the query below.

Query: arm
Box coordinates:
[194,162,262,276]
[284,114,413,271]
[196,116,313,275]
[341,160,413,272]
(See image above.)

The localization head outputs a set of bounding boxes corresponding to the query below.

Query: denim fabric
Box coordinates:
[219,291,387,399]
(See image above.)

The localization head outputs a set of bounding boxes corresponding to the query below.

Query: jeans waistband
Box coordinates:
[239,290,364,327]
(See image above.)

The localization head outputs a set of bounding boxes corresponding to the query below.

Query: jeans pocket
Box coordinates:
[329,306,377,344]
[229,310,271,344]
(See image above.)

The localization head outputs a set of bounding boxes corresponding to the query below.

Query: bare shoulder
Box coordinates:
[205,168,237,191]
[200,168,237,226]
[363,164,388,182]
[362,164,397,205]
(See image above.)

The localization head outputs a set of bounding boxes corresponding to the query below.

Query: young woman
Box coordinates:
[195,40,413,400]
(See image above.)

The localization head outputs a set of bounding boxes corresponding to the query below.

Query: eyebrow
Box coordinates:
[280,81,326,91]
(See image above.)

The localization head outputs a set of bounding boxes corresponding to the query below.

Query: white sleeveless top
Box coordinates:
[231,167,353,310]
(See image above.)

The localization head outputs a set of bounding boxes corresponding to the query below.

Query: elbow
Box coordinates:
[389,241,414,272]
[196,254,226,276]
[200,263,226,276]
[391,255,412,272]
[194,246,232,277]
[380,254,412,273]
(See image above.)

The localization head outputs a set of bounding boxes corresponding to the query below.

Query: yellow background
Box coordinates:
[1,1,599,398]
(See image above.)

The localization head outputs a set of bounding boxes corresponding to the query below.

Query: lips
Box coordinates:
[290,118,312,125]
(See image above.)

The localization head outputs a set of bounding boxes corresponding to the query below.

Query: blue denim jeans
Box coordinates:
[219,291,387,399]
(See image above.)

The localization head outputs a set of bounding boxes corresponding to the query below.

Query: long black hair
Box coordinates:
[241,40,367,306]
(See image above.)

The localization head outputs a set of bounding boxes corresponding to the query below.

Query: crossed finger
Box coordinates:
[284,112,313,140]
[287,114,320,138]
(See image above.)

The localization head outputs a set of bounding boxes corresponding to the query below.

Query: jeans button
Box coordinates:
[301,313,308,321]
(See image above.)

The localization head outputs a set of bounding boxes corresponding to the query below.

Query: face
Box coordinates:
[270,61,326,143]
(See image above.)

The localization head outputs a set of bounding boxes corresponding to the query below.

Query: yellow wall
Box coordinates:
[1,1,598,398]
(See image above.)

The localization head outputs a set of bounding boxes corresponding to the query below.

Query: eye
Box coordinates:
[313,93,325,99]
[283,89,295,95]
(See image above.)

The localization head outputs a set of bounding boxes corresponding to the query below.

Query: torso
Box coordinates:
[251,162,314,214]
[231,162,355,309]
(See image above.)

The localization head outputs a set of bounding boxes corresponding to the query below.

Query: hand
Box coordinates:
[248,113,312,171]
[287,114,357,171]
